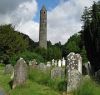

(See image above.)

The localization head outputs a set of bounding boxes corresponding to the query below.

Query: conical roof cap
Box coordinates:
[41,5,47,11]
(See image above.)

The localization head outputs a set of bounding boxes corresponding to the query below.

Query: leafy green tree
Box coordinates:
[63,32,88,63]
[64,33,82,53]
[9,51,44,65]
[0,24,29,64]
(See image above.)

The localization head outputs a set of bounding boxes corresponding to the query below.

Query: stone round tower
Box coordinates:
[39,5,47,49]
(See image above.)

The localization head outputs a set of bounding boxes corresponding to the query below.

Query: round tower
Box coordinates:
[39,5,47,49]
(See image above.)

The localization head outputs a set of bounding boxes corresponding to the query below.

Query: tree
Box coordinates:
[0,24,29,64]
[82,1,100,73]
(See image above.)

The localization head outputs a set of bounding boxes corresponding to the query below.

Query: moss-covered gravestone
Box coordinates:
[51,67,64,79]
[4,64,14,75]
[66,52,82,93]
[12,58,28,89]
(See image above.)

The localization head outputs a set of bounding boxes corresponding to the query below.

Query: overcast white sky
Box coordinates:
[0,0,99,44]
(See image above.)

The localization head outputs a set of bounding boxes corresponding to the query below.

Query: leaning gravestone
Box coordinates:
[66,52,82,93]
[4,64,14,75]
[12,58,28,89]
[51,67,64,79]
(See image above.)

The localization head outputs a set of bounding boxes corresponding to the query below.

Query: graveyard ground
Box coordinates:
[0,64,61,95]
[0,64,100,95]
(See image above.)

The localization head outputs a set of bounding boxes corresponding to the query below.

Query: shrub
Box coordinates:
[9,51,44,65]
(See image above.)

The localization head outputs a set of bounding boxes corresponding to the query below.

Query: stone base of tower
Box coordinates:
[39,42,47,49]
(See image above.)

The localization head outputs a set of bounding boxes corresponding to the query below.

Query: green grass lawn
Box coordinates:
[0,65,60,95]
[1,64,100,95]
[73,76,100,95]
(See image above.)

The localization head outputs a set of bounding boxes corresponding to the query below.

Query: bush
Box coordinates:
[9,51,44,65]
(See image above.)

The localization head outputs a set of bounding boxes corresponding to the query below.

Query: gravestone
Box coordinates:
[84,61,92,75]
[67,69,82,93]
[4,64,14,75]
[12,58,28,89]
[47,61,51,67]
[54,60,58,67]
[95,69,100,82]
[29,59,37,68]
[37,63,47,71]
[51,67,63,79]
[58,60,62,67]
[76,54,82,74]
[62,57,66,67]
[66,52,82,93]
[52,59,55,66]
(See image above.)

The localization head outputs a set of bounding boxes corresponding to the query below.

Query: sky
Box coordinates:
[0,0,99,44]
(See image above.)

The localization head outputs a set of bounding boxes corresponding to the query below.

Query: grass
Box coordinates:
[29,67,66,92]
[1,64,100,95]
[73,76,100,95]
[0,64,60,95]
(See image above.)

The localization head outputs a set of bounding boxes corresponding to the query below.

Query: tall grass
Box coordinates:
[29,68,66,92]
[73,76,100,95]
[0,65,60,95]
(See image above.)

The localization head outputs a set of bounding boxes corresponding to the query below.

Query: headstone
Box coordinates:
[95,69,100,82]
[10,71,14,80]
[12,58,28,89]
[47,61,51,67]
[58,60,62,67]
[51,67,63,79]
[76,54,82,74]
[62,57,66,67]
[4,64,14,75]
[37,63,47,71]
[29,59,37,68]
[54,60,58,67]
[67,70,82,93]
[66,52,82,93]
[29,61,32,66]
[52,59,55,66]
[84,61,92,75]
